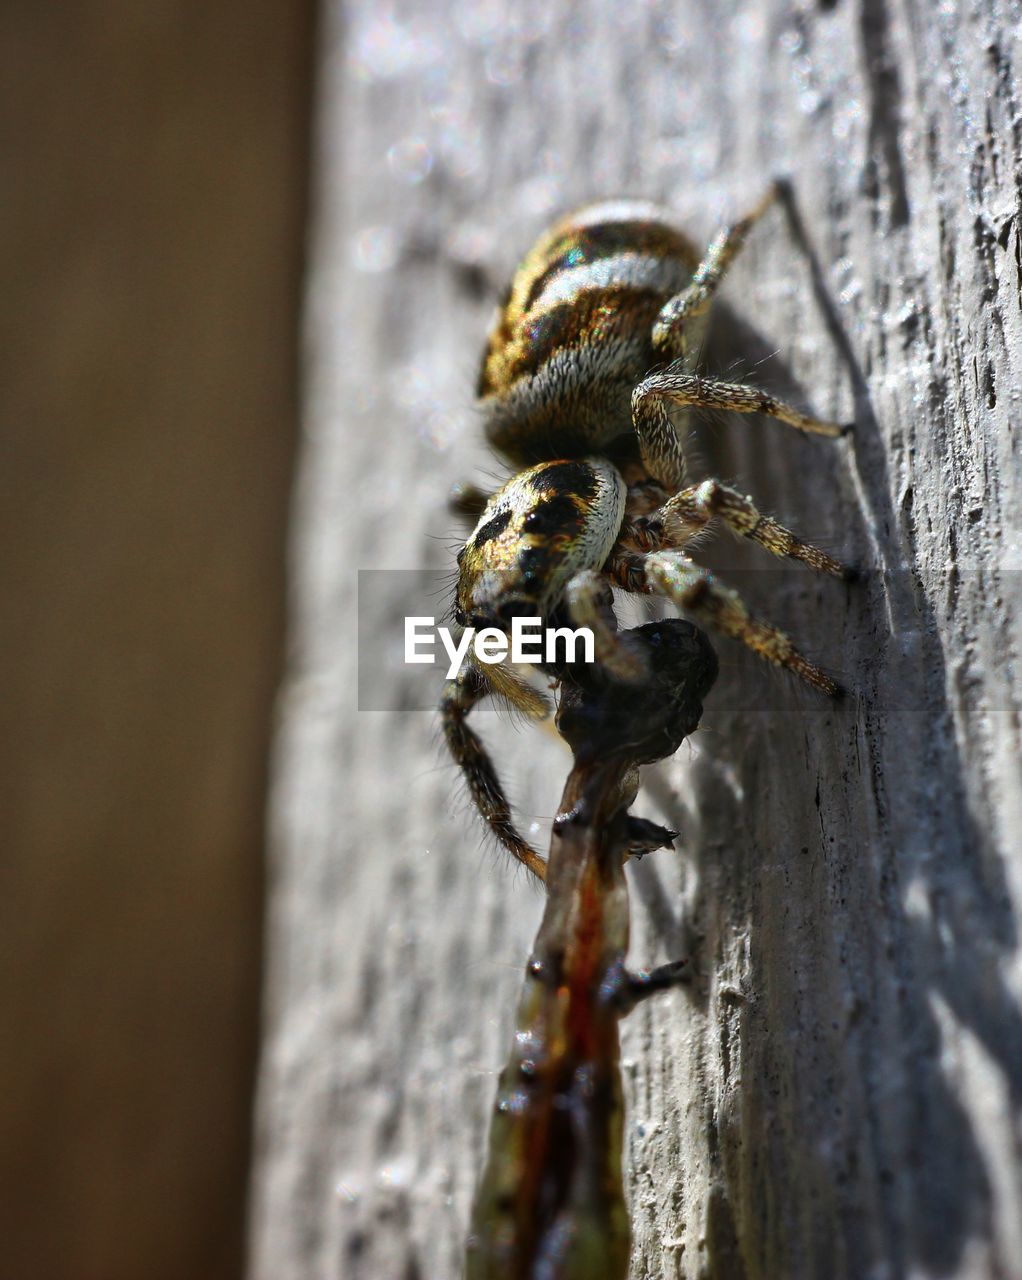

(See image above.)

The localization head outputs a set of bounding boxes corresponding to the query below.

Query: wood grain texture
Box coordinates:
[249,2,1022,1277]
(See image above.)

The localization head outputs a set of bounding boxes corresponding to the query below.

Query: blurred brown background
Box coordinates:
[1,4,313,1277]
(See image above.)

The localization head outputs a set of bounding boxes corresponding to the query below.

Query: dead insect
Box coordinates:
[444,188,853,874]
[465,619,718,1279]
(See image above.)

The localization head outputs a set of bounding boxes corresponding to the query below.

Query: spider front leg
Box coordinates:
[628,479,853,579]
[441,660,548,882]
[607,549,841,697]
[563,569,647,684]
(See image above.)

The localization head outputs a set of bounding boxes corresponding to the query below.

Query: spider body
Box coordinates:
[444,188,854,876]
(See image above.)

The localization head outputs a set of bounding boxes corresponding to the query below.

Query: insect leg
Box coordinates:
[607,548,840,696]
[629,480,852,578]
[653,185,778,360]
[623,813,678,858]
[606,958,693,1014]
[625,959,693,1007]
[441,661,548,881]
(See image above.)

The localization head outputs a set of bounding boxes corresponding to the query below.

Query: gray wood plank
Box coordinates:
[249,2,1022,1276]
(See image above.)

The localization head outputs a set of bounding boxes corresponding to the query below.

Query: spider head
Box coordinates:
[454,458,626,641]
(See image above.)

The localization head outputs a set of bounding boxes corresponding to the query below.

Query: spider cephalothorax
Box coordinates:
[443,188,854,877]
[454,459,625,630]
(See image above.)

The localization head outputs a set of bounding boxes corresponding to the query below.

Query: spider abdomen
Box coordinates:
[479,202,700,464]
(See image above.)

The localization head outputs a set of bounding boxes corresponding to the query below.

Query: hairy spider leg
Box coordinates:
[607,548,841,697]
[633,369,849,452]
[630,186,850,488]
[626,478,852,579]
[441,662,548,881]
[613,193,799,488]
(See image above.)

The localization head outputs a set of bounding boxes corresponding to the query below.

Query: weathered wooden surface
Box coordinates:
[249,2,1022,1277]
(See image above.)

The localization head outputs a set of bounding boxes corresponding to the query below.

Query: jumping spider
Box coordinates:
[443,186,853,879]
